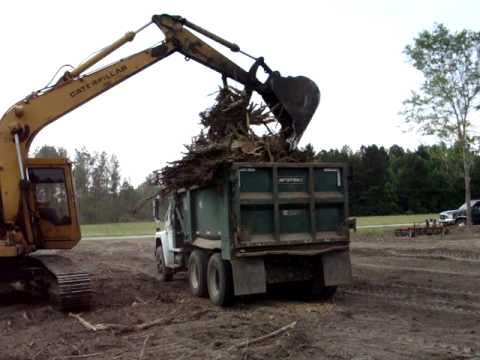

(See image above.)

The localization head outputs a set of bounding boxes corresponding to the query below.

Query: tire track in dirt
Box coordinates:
[343,284,480,316]
[386,249,480,262]
[353,261,480,277]
[352,247,480,262]
[387,282,480,299]
[394,335,480,359]
[324,323,480,359]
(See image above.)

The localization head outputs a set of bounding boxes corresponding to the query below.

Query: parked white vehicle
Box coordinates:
[439,200,480,226]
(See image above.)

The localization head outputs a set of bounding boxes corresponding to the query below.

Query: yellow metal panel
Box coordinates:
[0,244,18,257]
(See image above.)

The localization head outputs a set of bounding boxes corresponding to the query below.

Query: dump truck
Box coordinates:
[154,162,353,306]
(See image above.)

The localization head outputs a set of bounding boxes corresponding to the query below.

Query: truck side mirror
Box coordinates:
[347,217,357,232]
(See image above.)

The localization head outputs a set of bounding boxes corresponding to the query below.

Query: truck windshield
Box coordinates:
[458,201,478,211]
[28,168,71,226]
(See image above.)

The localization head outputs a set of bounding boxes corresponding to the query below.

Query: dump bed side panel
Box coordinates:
[190,187,224,240]
[180,182,231,257]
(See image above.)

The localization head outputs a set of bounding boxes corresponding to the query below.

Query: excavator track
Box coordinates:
[31,254,92,311]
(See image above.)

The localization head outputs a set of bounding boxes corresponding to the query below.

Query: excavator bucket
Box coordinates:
[262,72,320,147]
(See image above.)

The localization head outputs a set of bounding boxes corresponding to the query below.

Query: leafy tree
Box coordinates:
[117,180,139,222]
[109,155,121,196]
[302,143,316,161]
[73,148,93,223]
[402,24,480,225]
[108,155,121,222]
[73,148,92,196]
[354,145,395,215]
[33,145,68,158]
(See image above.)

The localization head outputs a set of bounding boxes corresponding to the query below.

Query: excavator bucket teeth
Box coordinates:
[262,72,320,147]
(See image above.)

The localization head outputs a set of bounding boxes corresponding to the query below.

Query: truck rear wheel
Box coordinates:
[320,285,337,300]
[207,253,233,306]
[311,284,338,300]
[188,249,209,297]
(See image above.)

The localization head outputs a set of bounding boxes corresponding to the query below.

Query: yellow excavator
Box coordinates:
[0,14,319,310]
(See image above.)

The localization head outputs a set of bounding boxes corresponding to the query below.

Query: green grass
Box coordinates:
[80,213,439,238]
[81,221,158,238]
[356,213,437,227]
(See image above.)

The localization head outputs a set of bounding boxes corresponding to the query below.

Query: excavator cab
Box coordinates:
[26,158,81,249]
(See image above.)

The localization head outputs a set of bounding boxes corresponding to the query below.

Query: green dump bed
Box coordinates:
[178,162,350,258]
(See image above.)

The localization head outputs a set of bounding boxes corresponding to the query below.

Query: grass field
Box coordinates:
[81,222,157,238]
[80,213,439,238]
[356,213,437,227]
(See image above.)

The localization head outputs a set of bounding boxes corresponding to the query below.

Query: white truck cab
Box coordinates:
[153,196,186,281]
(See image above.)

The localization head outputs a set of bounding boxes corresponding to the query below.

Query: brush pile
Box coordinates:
[154,87,313,193]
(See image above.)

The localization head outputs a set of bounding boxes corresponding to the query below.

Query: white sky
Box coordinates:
[0,1,478,185]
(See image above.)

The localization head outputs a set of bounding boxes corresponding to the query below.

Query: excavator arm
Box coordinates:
[0,14,319,255]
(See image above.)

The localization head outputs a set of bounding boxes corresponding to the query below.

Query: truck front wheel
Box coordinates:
[207,253,233,306]
[188,249,209,297]
[156,246,173,282]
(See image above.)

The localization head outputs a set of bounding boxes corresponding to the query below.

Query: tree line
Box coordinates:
[310,143,477,216]
[36,141,479,223]
[34,145,155,224]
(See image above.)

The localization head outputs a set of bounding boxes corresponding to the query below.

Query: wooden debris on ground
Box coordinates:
[138,335,151,360]
[68,312,176,335]
[231,321,298,349]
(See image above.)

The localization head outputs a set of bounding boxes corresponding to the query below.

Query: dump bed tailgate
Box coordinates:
[232,162,349,255]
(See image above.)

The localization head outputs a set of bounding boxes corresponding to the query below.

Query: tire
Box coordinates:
[308,278,338,300]
[207,253,234,306]
[315,285,338,300]
[156,246,173,282]
[455,218,466,226]
[188,249,209,297]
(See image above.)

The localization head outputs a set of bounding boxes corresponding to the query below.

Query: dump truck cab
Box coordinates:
[154,197,188,280]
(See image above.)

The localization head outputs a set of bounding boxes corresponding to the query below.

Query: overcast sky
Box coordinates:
[0,1,479,185]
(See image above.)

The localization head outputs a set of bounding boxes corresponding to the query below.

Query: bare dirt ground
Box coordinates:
[1,233,480,360]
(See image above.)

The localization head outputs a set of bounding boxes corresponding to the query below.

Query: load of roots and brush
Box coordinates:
[154,86,314,193]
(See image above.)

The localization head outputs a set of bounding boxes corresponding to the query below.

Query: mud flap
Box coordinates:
[230,258,266,296]
[322,251,352,286]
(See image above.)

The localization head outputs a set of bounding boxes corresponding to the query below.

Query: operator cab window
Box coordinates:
[28,168,71,226]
